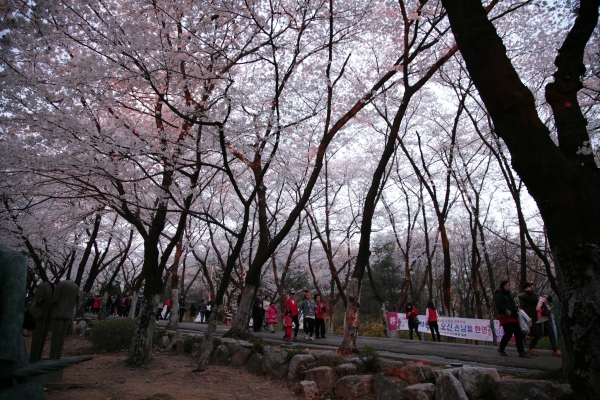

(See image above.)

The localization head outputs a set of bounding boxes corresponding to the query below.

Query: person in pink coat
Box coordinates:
[266,302,278,333]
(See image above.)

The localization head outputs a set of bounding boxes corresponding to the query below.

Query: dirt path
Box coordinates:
[41,335,297,400]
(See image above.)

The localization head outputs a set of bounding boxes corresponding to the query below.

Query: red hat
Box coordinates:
[523,282,533,289]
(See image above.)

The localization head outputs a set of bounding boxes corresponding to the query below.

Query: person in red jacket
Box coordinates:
[406,302,421,340]
[284,290,300,341]
[282,309,293,342]
[426,300,441,342]
[314,294,327,339]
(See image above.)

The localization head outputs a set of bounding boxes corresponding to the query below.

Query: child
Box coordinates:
[282,309,293,342]
[266,302,278,333]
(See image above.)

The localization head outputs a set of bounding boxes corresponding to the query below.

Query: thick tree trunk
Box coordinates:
[225,284,255,340]
[338,277,361,356]
[166,287,179,330]
[441,0,600,396]
[195,304,220,372]
[129,290,138,318]
[126,293,158,366]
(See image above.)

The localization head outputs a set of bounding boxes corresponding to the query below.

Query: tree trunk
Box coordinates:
[441,0,600,396]
[127,293,158,366]
[195,303,220,372]
[224,284,255,340]
[129,290,138,318]
[166,287,179,330]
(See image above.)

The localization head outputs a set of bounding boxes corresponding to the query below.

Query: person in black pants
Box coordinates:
[252,293,264,332]
[406,302,421,340]
[426,300,441,342]
[494,280,531,358]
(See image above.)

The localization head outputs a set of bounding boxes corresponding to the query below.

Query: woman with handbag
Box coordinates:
[494,280,531,358]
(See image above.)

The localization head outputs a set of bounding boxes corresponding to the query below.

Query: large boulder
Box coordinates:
[298,380,319,399]
[338,363,358,378]
[335,375,373,400]
[230,347,252,367]
[395,365,434,385]
[457,366,500,397]
[76,319,87,332]
[494,379,556,400]
[433,368,461,380]
[288,354,316,380]
[262,350,290,379]
[303,366,338,391]
[314,351,346,368]
[403,383,436,400]
[213,344,232,364]
[435,372,468,400]
[371,372,409,400]
[379,359,406,378]
[159,335,170,349]
[246,353,263,374]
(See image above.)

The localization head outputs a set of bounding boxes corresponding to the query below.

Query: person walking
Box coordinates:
[494,280,531,358]
[519,282,540,356]
[262,295,271,330]
[266,302,278,333]
[406,302,421,340]
[300,292,316,340]
[205,300,213,322]
[285,290,300,341]
[252,293,264,332]
[537,294,562,357]
[198,299,207,323]
[92,295,100,315]
[426,300,441,342]
[225,305,233,327]
[189,302,197,323]
[178,295,186,323]
[314,294,327,339]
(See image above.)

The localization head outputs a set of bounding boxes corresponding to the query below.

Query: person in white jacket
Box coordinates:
[536,295,562,357]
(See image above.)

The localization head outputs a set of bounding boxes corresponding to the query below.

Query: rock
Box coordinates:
[314,350,346,367]
[457,366,499,397]
[338,363,358,378]
[403,383,436,400]
[76,320,87,332]
[432,368,461,380]
[380,359,406,377]
[230,347,252,367]
[335,375,373,400]
[170,339,185,353]
[159,335,170,349]
[237,340,253,349]
[213,344,232,364]
[246,353,263,374]
[82,327,92,337]
[371,372,408,400]
[552,383,575,399]
[494,379,555,400]
[348,357,365,372]
[436,372,468,400]
[299,380,319,399]
[288,354,316,380]
[303,366,338,391]
[395,365,434,385]
[220,338,241,353]
[262,350,289,379]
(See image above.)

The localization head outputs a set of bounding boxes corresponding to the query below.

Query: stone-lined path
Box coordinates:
[157,320,562,374]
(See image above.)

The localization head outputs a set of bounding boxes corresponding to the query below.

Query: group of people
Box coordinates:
[282,289,327,342]
[495,280,561,358]
[404,300,441,342]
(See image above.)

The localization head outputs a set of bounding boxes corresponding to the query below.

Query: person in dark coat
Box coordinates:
[494,280,530,358]
[519,281,540,356]
[189,303,197,322]
[252,293,263,332]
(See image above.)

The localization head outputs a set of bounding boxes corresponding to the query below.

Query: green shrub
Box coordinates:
[285,347,309,361]
[212,338,222,348]
[90,318,136,352]
[251,338,264,354]
[183,336,194,353]
[475,374,499,400]
[359,345,381,373]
